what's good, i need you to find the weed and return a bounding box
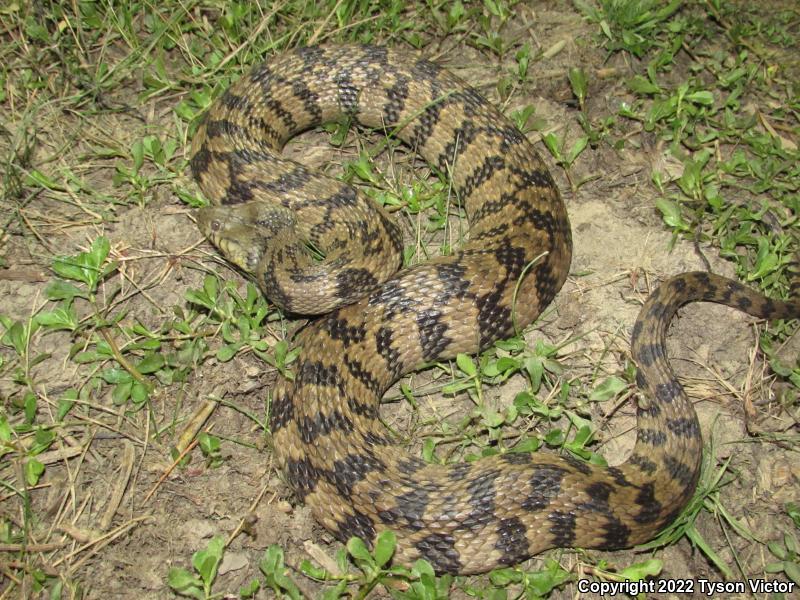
[766,503,800,586]
[168,536,225,599]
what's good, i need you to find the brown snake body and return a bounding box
[191,45,800,574]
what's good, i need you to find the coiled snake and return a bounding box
[191,45,800,574]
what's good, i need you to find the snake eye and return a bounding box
[210,219,221,232]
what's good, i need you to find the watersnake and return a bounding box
[190,44,800,574]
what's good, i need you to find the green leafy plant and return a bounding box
[260,545,304,599]
[300,531,453,599]
[168,536,225,599]
[575,0,683,57]
[766,503,800,586]
[542,130,589,193]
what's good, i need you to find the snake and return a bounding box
[190,44,800,574]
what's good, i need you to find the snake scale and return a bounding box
[190,45,800,574]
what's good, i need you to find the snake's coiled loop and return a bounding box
[192,45,800,574]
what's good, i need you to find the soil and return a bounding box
[1,3,798,599]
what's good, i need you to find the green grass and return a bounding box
[1,0,799,598]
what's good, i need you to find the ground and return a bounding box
[1,1,799,599]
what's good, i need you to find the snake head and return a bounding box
[197,206,266,274]
[196,203,295,275]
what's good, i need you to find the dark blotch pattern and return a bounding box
[548,510,577,547]
[501,452,533,466]
[270,391,294,432]
[475,288,513,349]
[375,326,401,377]
[299,409,354,444]
[334,510,377,545]
[335,268,381,302]
[415,533,461,573]
[629,454,657,475]
[379,488,429,531]
[633,483,662,524]
[598,516,632,549]
[297,360,340,388]
[396,456,427,476]
[328,452,385,499]
[417,309,452,361]
[667,418,699,438]
[343,356,383,396]
[285,457,320,501]
[636,343,665,367]
[495,517,530,565]
[664,456,697,487]
[522,465,567,511]
[459,469,500,529]
[325,317,367,345]
[655,380,682,403]
[637,428,667,446]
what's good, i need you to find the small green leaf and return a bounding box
[130,381,150,404]
[785,502,800,528]
[260,546,302,600]
[627,74,661,95]
[90,236,111,266]
[203,274,219,302]
[768,541,788,560]
[785,561,800,585]
[524,356,544,392]
[544,429,564,446]
[193,536,224,586]
[260,545,282,576]
[299,559,329,580]
[0,414,12,442]
[216,344,238,362]
[198,432,220,456]
[167,567,204,600]
[511,437,540,453]
[239,579,260,598]
[542,132,562,160]
[422,437,438,463]
[490,567,521,586]
[456,353,477,377]
[373,530,396,567]
[26,169,60,190]
[131,139,145,173]
[347,537,373,563]
[25,459,45,486]
[617,558,663,580]
[101,367,133,385]
[2,321,29,356]
[30,429,55,455]
[566,136,589,165]
[568,67,588,108]
[589,376,627,401]
[510,104,538,132]
[136,353,165,374]
[785,532,798,555]
[478,405,504,428]
[51,236,111,293]
[56,390,77,421]
[185,290,215,311]
[686,90,714,105]
[655,198,689,231]
[23,392,37,424]
[112,380,133,405]
[349,154,378,184]
[45,280,87,301]
[35,305,78,331]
